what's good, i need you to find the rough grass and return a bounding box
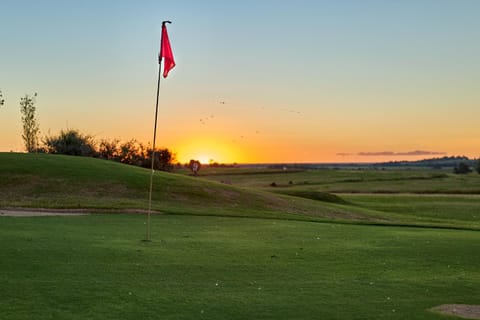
[0,153,381,224]
[0,214,479,320]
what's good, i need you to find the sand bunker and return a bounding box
[0,208,89,217]
[431,305,480,319]
[0,208,161,217]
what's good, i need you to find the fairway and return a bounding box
[1,214,479,320]
[1,153,480,319]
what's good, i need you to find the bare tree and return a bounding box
[20,93,40,152]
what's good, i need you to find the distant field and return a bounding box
[195,167,480,194]
[1,214,479,320]
[188,165,480,229]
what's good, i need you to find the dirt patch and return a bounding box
[430,304,480,319]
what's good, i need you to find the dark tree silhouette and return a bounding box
[43,129,96,156]
[149,148,175,172]
[98,138,120,160]
[453,162,472,174]
[189,159,201,176]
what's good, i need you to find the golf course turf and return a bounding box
[1,153,479,319]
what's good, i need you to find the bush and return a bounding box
[100,139,175,172]
[117,139,146,167]
[149,148,175,172]
[43,129,96,156]
[43,129,176,171]
[188,159,201,176]
[98,138,120,160]
[453,162,472,174]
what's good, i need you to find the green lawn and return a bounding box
[344,194,480,226]
[1,214,479,320]
[1,153,480,319]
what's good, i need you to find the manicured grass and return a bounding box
[343,194,480,228]
[1,214,479,320]
[2,153,480,230]
[2,154,480,319]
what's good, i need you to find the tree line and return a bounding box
[2,91,175,171]
[43,129,176,171]
[3,89,480,174]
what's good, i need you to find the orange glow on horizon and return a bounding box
[174,137,246,164]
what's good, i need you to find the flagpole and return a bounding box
[146,20,171,241]
[146,62,162,241]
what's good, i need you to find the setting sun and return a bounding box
[174,137,245,164]
[1,1,479,163]
[197,155,212,165]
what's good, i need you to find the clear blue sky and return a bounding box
[1,0,479,162]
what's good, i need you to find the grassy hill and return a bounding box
[0,153,376,223]
[1,153,480,230]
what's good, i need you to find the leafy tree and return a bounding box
[20,93,40,152]
[189,159,201,176]
[43,129,96,156]
[148,148,175,172]
[0,89,4,107]
[476,159,480,174]
[43,129,176,171]
[98,138,120,160]
[453,162,472,174]
[108,139,175,171]
[116,139,146,166]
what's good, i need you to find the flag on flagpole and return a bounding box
[159,24,175,78]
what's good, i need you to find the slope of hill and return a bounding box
[1,153,479,230]
[0,153,377,223]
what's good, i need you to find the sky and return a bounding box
[1,0,479,163]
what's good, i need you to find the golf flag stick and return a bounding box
[146,21,175,241]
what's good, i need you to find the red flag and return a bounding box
[159,24,175,78]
